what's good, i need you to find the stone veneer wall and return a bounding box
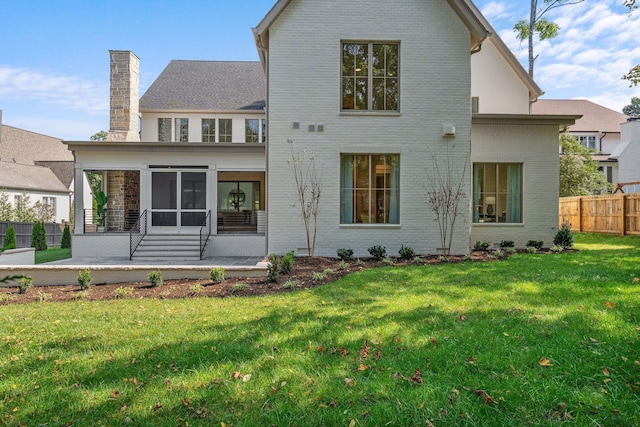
[107,50,140,142]
[106,171,125,231]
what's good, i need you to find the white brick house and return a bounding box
[66,0,577,261]
[254,0,578,256]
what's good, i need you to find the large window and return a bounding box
[158,118,172,142]
[340,154,399,224]
[202,119,215,142]
[175,118,189,142]
[473,163,522,223]
[245,119,259,143]
[341,42,399,111]
[219,119,232,143]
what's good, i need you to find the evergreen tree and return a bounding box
[622,97,640,118]
[31,221,48,251]
[61,223,71,249]
[0,190,14,221]
[3,223,17,250]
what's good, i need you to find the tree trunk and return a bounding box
[529,0,537,78]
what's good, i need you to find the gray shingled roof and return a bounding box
[0,161,70,193]
[35,161,74,188]
[532,99,628,133]
[0,125,72,165]
[140,61,265,111]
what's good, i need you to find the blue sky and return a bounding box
[0,0,638,140]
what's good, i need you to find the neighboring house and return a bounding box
[67,0,577,261]
[531,99,629,185]
[0,111,73,223]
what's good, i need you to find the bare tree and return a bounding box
[514,0,584,78]
[287,140,321,256]
[425,146,468,255]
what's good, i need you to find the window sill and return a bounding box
[339,224,401,229]
[340,111,401,117]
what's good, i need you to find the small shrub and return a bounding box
[232,283,247,293]
[489,249,506,259]
[553,221,574,249]
[473,241,491,251]
[312,272,325,281]
[3,223,17,250]
[505,247,516,254]
[463,254,473,262]
[526,240,544,250]
[281,250,295,274]
[438,255,449,263]
[398,244,416,261]
[60,223,71,249]
[383,257,394,266]
[336,248,354,261]
[77,268,92,290]
[31,221,48,251]
[18,276,33,294]
[551,245,564,253]
[74,290,89,300]
[412,256,424,264]
[0,294,12,305]
[267,253,280,283]
[324,268,334,275]
[114,286,134,299]
[282,280,298,290]
[210,267,225,284]
[500,240,515,249]
[527,246,538,254]
[368,245,387,261]
[338,260,349,270]
[189,284,204,295]
[356,258,365,267]
[148,270,163,287]
[37,292,51,302]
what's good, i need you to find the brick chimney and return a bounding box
[107,50,140,141]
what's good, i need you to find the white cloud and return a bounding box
[478,0,640,113]
[0,66,108,114]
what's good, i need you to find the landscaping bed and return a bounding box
[1,252,495,304]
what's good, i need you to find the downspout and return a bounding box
[599,131,609,153]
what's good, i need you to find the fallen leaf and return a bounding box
[459,315,467,321]
[359,341,370,359]
[409,370,423,384]
[605,301,616,308]
[316,345,324,352]
[340,347,350,356]
[602,367,610,376]
[358,364,369,371]
[503,332,510,337]
[344,378,355,387]
[242,374,252,382]
[349,420,356,427]
[539,357,553,367]
[475,389,496,405]
[467,357,476,365]
[590,338,600,344]
[373,349,382,360]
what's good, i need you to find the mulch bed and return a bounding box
[0,251,507,305]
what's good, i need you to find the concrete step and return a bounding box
[132,234,204,260]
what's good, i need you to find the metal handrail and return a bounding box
[129,209,148,260]
[199,210,212,260]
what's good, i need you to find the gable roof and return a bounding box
[252,0,542,100]
[0,125,72,165]
[0,161,70,193]
[531,99,628,133]
[140,61,265,112]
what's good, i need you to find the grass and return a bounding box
[1,233,639,426]
[34,246,71,264]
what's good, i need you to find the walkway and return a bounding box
[0,256,268,287]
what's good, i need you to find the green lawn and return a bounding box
[1,234,639,426]
[34,247,71,264]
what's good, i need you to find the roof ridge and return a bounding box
[1,124,62,141]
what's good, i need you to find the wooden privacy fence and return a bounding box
[0,221,66,248]
[559,194,640,236]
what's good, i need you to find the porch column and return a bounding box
[73,164,85,234]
